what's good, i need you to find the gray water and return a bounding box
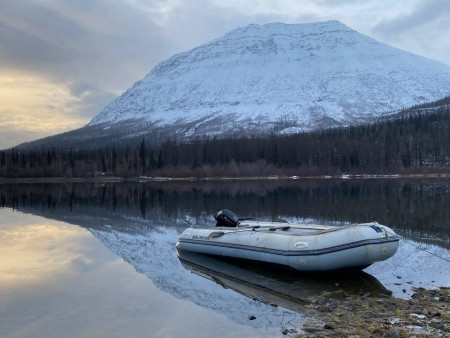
[0,179,449,337]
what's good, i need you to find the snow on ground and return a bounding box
[366,240,450,298]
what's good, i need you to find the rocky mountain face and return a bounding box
[17,21,450,149]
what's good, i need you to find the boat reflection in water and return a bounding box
[177,249,389,315]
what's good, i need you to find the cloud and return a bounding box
[0,72,90,149]
[0,1,173,89]
[69,81,96,97]
[373,0,449,34]
[0,1,87,68]
[372,0,450,66]
[67,81,117,118]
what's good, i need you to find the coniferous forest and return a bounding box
[0,103,449,178]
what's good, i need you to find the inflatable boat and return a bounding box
[176,210,400,271]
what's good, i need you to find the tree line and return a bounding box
[0,105,449,178]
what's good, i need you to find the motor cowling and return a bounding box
[215,209,239,227]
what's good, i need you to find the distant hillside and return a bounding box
[376,96,450,122]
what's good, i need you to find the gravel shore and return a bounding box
[296,287,449,337]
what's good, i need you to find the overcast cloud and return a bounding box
[0,0,449,149]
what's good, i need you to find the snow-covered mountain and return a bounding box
[90,20,450,136]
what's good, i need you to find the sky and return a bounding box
[0,0,449,149]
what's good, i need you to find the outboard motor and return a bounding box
[215,209,239,227]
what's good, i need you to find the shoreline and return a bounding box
[0,173,449,184]
[297,287,449,337]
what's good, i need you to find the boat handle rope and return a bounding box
[210,225,291,238]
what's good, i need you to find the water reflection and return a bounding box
[0,219,91,286]
[177,249,389,314]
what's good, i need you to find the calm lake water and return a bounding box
[0,179,449,337]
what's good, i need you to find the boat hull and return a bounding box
[176,223,399,271]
